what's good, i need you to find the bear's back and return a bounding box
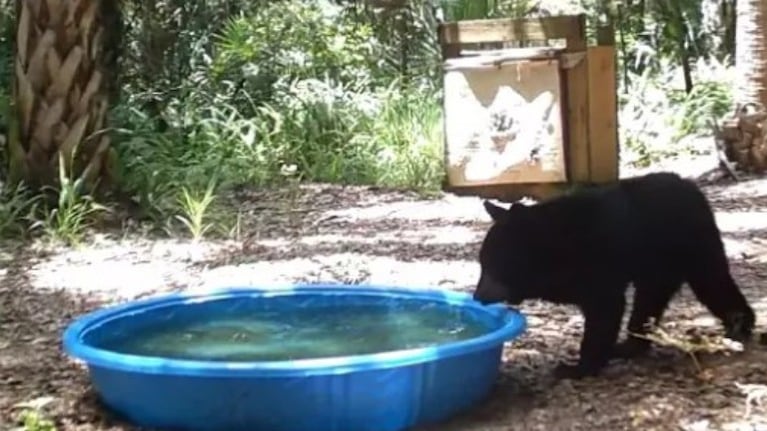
[509,172,715,278]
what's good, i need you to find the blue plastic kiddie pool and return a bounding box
[62,284,527,431]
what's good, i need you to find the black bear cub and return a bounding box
[473,172,756,379]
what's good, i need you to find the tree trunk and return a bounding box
[735,0,767,106]
[718,0,767,174]
[7,0,121,194]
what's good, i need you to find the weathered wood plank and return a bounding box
[438,15,586,46]
[443,181,569,203]
[587,46,619,183]
[562,15,589,183]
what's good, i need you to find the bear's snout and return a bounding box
[473,272,511,305]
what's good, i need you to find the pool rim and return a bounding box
[62,284,527,378]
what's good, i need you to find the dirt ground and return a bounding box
[1,154,767,431]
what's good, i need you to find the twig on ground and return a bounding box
[735,382,767,419]
[629,323,744,375]
[708,117,741,182]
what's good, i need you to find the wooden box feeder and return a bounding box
[438,14,619,201]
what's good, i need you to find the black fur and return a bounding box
[473,172,756,379]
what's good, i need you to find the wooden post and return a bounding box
[562,15,590,183]
[586,45,619,183]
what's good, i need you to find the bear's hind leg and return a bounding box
[613,280,681,359]
[554,291,626,379]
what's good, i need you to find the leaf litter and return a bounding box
[1,169,767,431]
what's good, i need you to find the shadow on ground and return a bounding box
[0,245,122,429]
[2,177,767,430]
[417,224,767,431]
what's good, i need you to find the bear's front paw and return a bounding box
[553,362,601,380]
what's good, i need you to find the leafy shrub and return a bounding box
[0,0,12,170]
[619,57,733,166]
[115,77,443,222]
[211,0,381,112]
[267,78,442,188]
[113,0,443,226]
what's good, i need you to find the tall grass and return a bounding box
[113,77,443,225]
[269,78,443,188]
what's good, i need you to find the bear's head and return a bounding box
[473,200,538,306]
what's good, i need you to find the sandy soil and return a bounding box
[1,155,766,431]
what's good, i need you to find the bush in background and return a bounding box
[0,0,740,241]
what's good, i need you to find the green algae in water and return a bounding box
[98,302,493,361]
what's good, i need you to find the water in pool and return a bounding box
[96,301,493,361]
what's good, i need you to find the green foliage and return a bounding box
[0,182,40,239]
[33,156,108,246]
[619,56,733,166]
[0,0,12,171]
[211,2,380,105]
[441,0,533,20]
[110,0,444,236]
[0,0,11,93]
[15,408,57,431]
[670,79,733,137]
[262,78,442,187]
[175,179,218,241]
[0,159,110,245]
[119,0,254,112]
[0,0,748,243]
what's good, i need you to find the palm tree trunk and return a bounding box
[735,0,767,106]
[720,0,767,174]
[8,0,121,194]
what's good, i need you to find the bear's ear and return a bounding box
[483,200,510,222]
